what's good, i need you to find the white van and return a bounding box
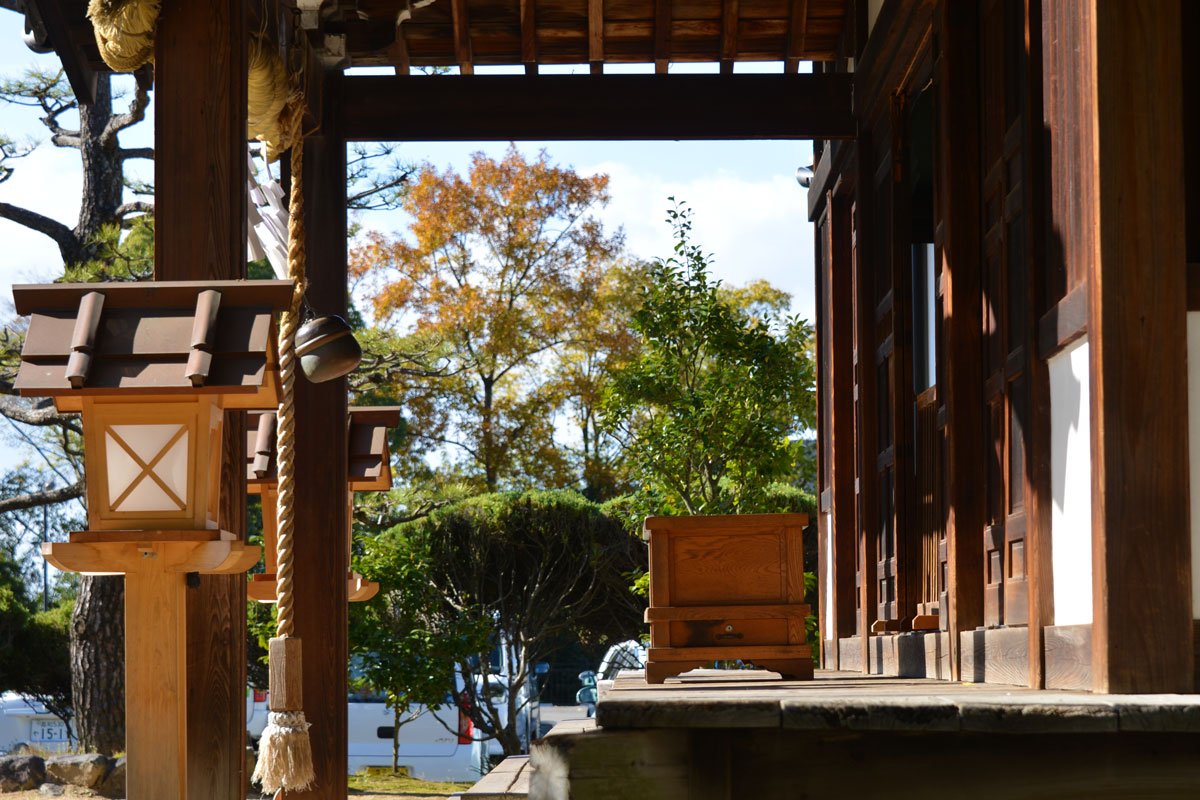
[345,644,542,779]
[0,694,73,754]
[248,644,543,781]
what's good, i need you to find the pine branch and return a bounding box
[0,201,76,255]
[114,201,153,219]
[104,82,149,142]
[119,147,154,161]
[0,478,85,514]
[0,396,82,434]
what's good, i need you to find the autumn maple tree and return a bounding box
[351,146,630,494]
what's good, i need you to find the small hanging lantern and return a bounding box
[246,406,401,603]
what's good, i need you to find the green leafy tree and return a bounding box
[0,550,73,734]
[350,533,489,772]
[382,490,645,756]
[601,201,817,517]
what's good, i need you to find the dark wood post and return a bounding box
[289,68,350,799]
[1086,1,1191,693]
[153,0,249,797]
[936,0,984,681]
[827,191,858,659]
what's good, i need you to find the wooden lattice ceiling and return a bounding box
[352,0,845,72]
[28,0,845,101]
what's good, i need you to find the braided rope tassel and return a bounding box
[253,136,315,795]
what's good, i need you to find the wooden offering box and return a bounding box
[643,513,812,683]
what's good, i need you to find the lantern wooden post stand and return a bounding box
[246,406,401,604]
[11,281,291,799]
[643,513,814,684]
[44,536,260,798]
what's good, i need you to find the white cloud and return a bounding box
[580,160,816,323]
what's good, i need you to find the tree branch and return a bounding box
[0,201,76,254]
[0,478,85,515]
[0,396,82,434]
[119,147,154,161]
[115,201,153,219]
[104,82,150,142]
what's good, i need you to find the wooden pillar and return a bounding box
[153,2,248,798]
[1085,1,1191,693]
[289,69,350,799]
[937,0,983,681]
[853,136,877,674]
[1023,0,1052,690]
[828,191,858,658]
[124,568,188,798]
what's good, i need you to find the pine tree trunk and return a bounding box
[70,576,125,754]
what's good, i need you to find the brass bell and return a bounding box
[295,314,361,383]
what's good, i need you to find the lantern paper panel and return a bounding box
[84,396,223,531]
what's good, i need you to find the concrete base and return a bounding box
[836,632,950,678]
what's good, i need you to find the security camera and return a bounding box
[795,165,814,188]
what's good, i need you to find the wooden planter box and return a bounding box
[643,513,813,683]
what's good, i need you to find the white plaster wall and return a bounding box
[823,511,833,634]
[1050,337,1093,626]
[1187,313,1200,617]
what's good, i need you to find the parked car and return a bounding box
[0,694,72,755]
[596,640,647,681]
[248,643,545,781]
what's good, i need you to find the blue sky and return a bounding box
[0,8,818,472]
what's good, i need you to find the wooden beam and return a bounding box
[289,69,350,799]
[154,1,248,798]
[31,0,98,105]
[452,0,474,75]
[588,0,603,75]
[1087,0,1192,693]
[344,74,854,141]
[654,0,670,74]
[521,0,538,74]
[386,23,410,75]
[784,0,809,74]
[720,0,739,75]
[937,0,984,682]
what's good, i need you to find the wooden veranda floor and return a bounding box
[527,669,1200,799]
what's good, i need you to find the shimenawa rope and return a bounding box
[86,0,160,72]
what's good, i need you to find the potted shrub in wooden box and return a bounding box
[643,512,812,683]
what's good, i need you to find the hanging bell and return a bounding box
[295,315,362,383]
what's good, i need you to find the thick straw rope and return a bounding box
[253,108,314,796]
[274,139,308,639]
[86,0,160,72]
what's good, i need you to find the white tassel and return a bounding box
[252,710,316,793]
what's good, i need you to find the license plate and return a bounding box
[363,766,407,777]
[30,720,68,742]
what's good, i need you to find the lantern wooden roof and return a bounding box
[246,406,401,491]
[13,281,293,412]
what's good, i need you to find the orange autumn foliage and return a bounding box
[350,146,632,493]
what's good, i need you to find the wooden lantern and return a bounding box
[245,406,401,603]
[643,513,813,684]
[12,280,292,799]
